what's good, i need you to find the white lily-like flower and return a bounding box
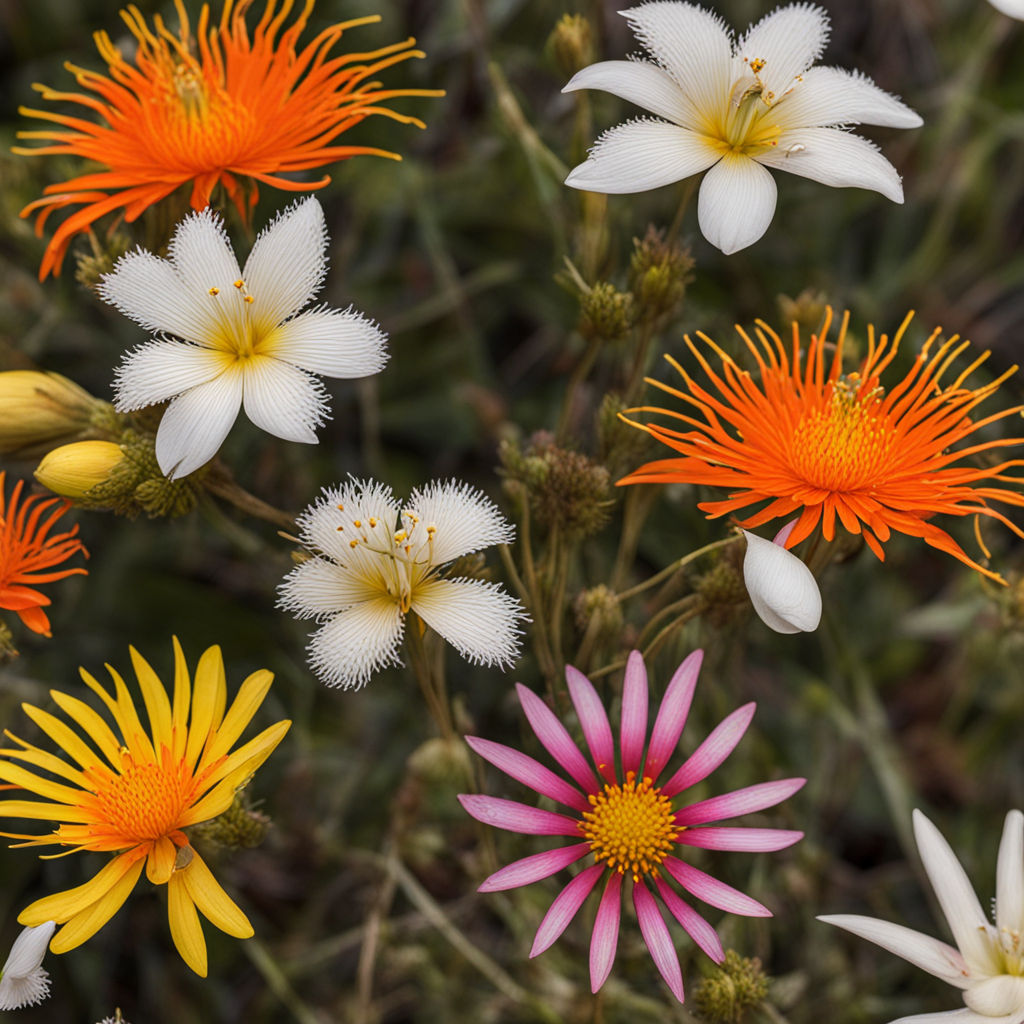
[987,0,1024,20]
[742,522,822,634]
[278,478,527,688]
[0,921,56,1010]
[100,197,387,479]
[821,809,1024,1023]
[563,2,922,254]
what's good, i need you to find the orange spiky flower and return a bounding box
[619,310,1024,582]
[0,472,87,637]
[15,0,443,279]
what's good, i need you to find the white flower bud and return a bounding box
[742,526,822,634]
[0,921,56,1010]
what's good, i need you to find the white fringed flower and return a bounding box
[100,197,387,479]
[563,2,922,254]
[742,523,821,634]
[821,810,1024,1023]
[278,478,527,688]
[0,921,56,1010]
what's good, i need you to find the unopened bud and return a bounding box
[35,441,125,500]
[742,523,822,634]
[630,226,694,325]
[694,950,771,1024]
[574,584,622,636]
[579,282,635,343]
[188,794,270,849]
[0,371,110,456]
[548,14,594,77]
[777,289,829,337]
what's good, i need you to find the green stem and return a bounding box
[405,619,454,743]
[615,534,740,603]
[203,462,296,530]
[556,336,602,442]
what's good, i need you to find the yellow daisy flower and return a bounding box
[0,639,291,976]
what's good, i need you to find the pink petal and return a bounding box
[673,778,806,827]
[773,519,798,545]
[589,871,623,993]
[457,794,581,836]
[530,863,605,957]
[465,736,589,812]
[566,664,616,784]
[479,843,591,892]
[620,651,649,776]
[661,703,756,797]
[634,879,685,1002]
[645,649,703,781]
[516,684,599,793]
[661,857,770,916]
[654,876,725,962]
[676,827,804,852]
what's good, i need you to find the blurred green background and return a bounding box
[2,0,1024,1021]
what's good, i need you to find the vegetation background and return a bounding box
[1,0,1023,1020]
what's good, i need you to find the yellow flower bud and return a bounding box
[35,441,125,500]
[0,371,105,454]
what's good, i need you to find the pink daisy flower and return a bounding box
[459,649,805,1002]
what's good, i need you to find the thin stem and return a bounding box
[666,176,698,244]
[203,462,296,530]
[242,940,323,1024]
[557,336,602,441]
[405,618,454,743]
[610,485,660,592]
[615,534,740,603]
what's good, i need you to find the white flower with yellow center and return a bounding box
[99,197,387,479]
[563,2,922,254]
[822,809,1024,1023]
[278,478,527,689]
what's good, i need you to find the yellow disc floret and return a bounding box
[580,771,679,881]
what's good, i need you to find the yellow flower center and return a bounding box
[997,926,1024,976]
[90,751,194,844]
[580,772,679,881]
[789,378,895,492]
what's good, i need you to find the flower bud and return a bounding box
[694,950,770,1024]
[742,524,822,633]
[547,14,594,77]
[0,921,56,1010]
[0,371,108,455]
[629,226,694,325]
[35,441,125,500]
[579,282,635,343]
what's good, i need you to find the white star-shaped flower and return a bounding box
[821,809,1024,1023]
[0,921,55,1010]
[563,2,923,254]
[99,197,387,479]
[278,478,527,689]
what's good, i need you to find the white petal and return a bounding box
[113,341,230,411]
[774,67,923,129]
[404,480,514,564]
[566,119,719,194]
[277,554,381,619]
[996,810,1024,935]
[243,197,328,332]
[987,0,1024,18]
[736,3,830,103]
[757,126,904,203]
[99,250,220,344]
[296,479,400,565]
[742,530,822,633]
[964,976,1024,1017]
[411,578,524,669]
[563,60,693,128]
[913,810,1002,977]
[241,355,329,444]
[817,915,970,989]
[621,4,734,119]
[697,154,777,254]
[0,968,50,1010]
[154,371,244,480]
[263,307,388,379]
[167,207,243,300]
[2,922,55,977]
[890,1012,1020,1024]
[307,600,405,689]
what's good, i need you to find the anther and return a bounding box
[234,279,244,289]
[349,539,359,549]
[208,286,220,296]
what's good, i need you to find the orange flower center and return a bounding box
[580,771,679,881]
[789,378,895,491]
[91,751,194,843]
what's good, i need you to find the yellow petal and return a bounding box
[0,798,91,823]
[129,645,173,753]
[146,836,177,885]
[1,736,90,788]
[20,704,101,771]
[0,760,84,805]
[106,664,156,761]
[19,852,141,926]
[170,637,191,761]
[183,850,253,938]
[197,670,274,773]
[48,691,122,768]
[185,646,227,770]
[50,856,144,952]
[78,668,125,737]
[168,871,208,977]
